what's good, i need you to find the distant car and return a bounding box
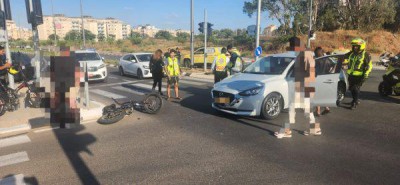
[75,50,108,82]
[118,53,152,79]
[182,47,223,68]
[211,52,348,120]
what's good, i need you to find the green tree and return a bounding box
[216,29,234,39]
[64,29,96,41]
[48,34,60,41]
[97,33,105,42]
[176,32,190,43]
[107,34,116,44]
[155,30,173,40]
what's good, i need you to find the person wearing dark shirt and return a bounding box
[226,44,243,74]
[0,46,11,86]
[150,49,165,95]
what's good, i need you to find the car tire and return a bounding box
[137,69,143,80]
[337,81,346,106]
[378,81,392,96]
[261,93,283,120]
[119,67,125,76]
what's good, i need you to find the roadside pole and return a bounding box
[255,0,261,61]
[203,9,207,72]
[80,0,86,49]
[190,0,194,68]
[307,0,313,49]
[0,0,14,88]
[50,0,57,47]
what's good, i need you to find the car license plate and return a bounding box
[214,97,230,104]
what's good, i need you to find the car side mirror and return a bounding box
[101,57,105,61]
[131,59,137,63]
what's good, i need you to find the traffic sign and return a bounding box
[255,46,262,57]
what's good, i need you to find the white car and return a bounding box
[75,50,108,82]
[211,52,348,120]
[118,53,152,79]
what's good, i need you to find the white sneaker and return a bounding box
[303,129,322,136]
[274,131,292,139]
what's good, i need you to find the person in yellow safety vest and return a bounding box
[227,45,244,74]
[211,47,230,83]
[344,38,373,110]
[165,49,182,101]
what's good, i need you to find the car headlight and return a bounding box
[239,86,263,96]
[143,65,149,69]
[98,64,105,69]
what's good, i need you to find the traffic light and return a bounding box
[25,0,43,26]
[3,0,12,20]
[198,22,204,34]
[207,23,213,36]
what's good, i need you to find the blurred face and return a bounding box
[155,51,162,59]
[170,52,175,58]
[352,45,360,53]
[0,49,4,55]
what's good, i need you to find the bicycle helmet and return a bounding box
[7,66,19,75]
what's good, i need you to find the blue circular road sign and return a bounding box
[255,46,262,57]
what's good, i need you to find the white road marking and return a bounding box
[133,83,166,91]
[0,135,31,149]
[33,127,60,133]
[0,152,30,167]
[108,76,118,79]
[112,86,145,95]
[0,174,26,185]
[184,78,213,83]
[92,81,138,88]
[178,80,206,86]
[90,89,126,99]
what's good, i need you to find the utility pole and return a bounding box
[0,0,14,88]
[307,0,313,49]
[190,0,194,68]
[80,0,86,48]
[26,0,42,84]
[203,9,207,72]
[50,0,57,47]
[255,0,261,61]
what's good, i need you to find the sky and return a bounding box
[11,0,279,31]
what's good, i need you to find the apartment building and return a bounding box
[5,20,32,40]
[37,14,131,41]
[131,24,190,37]
[263,25,277,37]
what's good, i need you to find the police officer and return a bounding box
[226,45,243,74]
[0,46,11,86]
[211,47,230,83]
[345,38,372,109]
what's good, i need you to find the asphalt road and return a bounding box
[0,67,399,185]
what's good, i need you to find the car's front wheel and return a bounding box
[137,69,143,80]
[119,66,125,76]
[261,93,283,120]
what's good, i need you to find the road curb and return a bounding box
[0,101,104,136]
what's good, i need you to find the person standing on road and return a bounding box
[211,47,230,83]
[227,45,243,75]
[314,47,330,116]
[0,46,11,86]
[345,38,372,110]
[150,49,165,95]
[165,49,182,100]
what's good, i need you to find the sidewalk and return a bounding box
[0,91,104,136]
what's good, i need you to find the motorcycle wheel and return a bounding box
[143,93,163,114]
[97,110,125,124]
[0,95,6,116]
[378,82,392,96]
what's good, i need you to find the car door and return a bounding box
[194,48,204,64]
[129,55,140,76]
[312,56,342,107]
[206,48,216,64]
[120,54,132,74]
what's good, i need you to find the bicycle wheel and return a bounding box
[143,93,163,114]
[97,110,125,124]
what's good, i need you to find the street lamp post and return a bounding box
[307,0,313,49]
[50,0,57,47]
[190,0,194,68]
[255,0,261,61]
[80,0,86,48]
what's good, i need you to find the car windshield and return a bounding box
[243,56,293,75]
[75,53,101,61]
[136,54,152,62]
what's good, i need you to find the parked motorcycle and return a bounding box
[378,56,400,96]
[0,63,41,116]
[97,93,163,124]
[376,52,393,67]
